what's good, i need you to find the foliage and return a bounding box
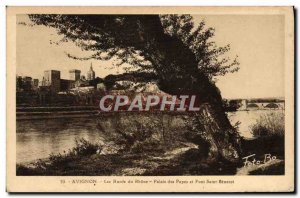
[223,99,243,111]
[73,138,101,156]
[160,15,239,79]
[88,77,104,88]
[28,15,162,73]
[250,112,284,137]
[28,14,239,80]
[98,113,186,153]
[48,138,102,165]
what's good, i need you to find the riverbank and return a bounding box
[17,135,284,176]
[16,106,284,120]
[16,106,99,120]
[16,106,195,120]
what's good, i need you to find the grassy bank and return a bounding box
[244,111,285,158]
[17,139,238,176]
[239,112,285,175]
[250,111,284,138]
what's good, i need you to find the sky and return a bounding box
[16,14,285,99]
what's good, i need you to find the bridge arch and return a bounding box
[247,103,259,108]
[265,103,279,109]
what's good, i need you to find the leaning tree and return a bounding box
[28,14,241,163]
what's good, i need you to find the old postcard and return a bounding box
[6,6,294,192]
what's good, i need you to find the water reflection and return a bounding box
[17,118,105,163]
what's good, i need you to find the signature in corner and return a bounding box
[242,154,277,167]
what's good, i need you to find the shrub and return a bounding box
[103,113,185,152]
[250,112,284,137]
[48,138,102,165]
[72,138,100,156]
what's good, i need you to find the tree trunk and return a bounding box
[195,103,241,163]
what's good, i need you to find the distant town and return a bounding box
[18,63,99,92]
[16,63,107,107]
[16,64,285,111]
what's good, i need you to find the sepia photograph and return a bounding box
[6,6,294,192]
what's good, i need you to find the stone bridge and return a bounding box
[238,100,285,110]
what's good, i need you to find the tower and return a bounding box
[86,63,95,81]
[69,69,81,81]
[44,70,60,93]
[31,79,39,90]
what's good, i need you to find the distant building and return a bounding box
[80,75,86,81]
[38,86,51,105]
[39,77,48,87]
[86,63,95,81]
[70,86,95,105]
[21,76,33,91]
[60,79,75,91]
[16,76,23,91]
[31,79,39,90]
[44,70,61,93]
[69,69,81,81]
[75,78,89,88]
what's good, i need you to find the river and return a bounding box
[16,109,283,163]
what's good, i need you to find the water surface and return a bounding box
[17,110,283,163]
